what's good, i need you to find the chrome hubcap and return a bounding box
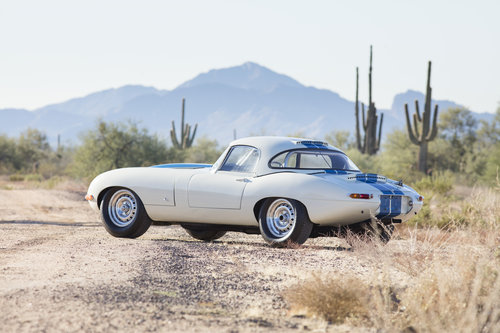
[266,199,295,238]
[108,189,137,227]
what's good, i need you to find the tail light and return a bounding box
[349,193,373,199]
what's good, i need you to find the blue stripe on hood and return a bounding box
[151,163,212,169]
[324,169,349,174]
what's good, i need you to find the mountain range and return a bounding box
[0,62,493,147]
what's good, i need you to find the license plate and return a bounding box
[379,195,402,217]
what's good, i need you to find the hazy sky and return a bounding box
[0,0,498,113]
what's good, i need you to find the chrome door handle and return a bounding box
[236,178,251,183]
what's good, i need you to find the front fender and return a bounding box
[86,168,176,210]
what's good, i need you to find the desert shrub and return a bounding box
[397,246,500,332]
[376,129,423,182]
[324,130,355,151]
[483,145,500,183]
[0,135,17,172]
[412,171,453,195]
[0,129,54,174]
[343,148,380,174]
[16,128,52,172]
[9,174,25,181]
[285,274,368,324]
[71,120,169,180]
[178,136,222,164]
[408,182,499,230]
[24,174,44,182]
[286,227,500,331]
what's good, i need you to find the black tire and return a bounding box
[100,187,152,238]
[345,221,394,245]
[258,198,313,247]
[182,227,226,241]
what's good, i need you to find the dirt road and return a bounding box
[1,186,380,332]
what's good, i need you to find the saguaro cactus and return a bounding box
[170,98,197,149]
[404,61,439,174]
[355,46,383,155]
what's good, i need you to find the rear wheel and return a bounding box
[100,188,152,238]
[258,198,313,247]
[182,227,226,241]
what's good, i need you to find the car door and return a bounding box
[187,145,259,209]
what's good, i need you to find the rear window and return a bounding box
[269,149,360,171]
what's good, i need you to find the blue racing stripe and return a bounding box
[375,183,405,195]
[324,169,348,174]
[355,173,378,183]
[355,174,404,195]
[302,143,329,149]
[376,195,402,218]
[151,163,212,169]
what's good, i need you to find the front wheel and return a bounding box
[259,198,313,247]
[100,187,152,238]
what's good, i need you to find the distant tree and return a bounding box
[16,128,51,172]
[378,129,421,181]
[476,106,500,147]
[439,107,477,146]
[324,130,354,151]
[483,143,500,183]
[0,135,17,173]
[73,120,169,179]
[480,106,500,182]
[183,137,222,164]
[437,107,478,173]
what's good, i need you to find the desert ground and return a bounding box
[0,179,375,332]
[1,178,498,332]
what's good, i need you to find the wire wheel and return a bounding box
[265,198,296,239]
[107,189,138,227]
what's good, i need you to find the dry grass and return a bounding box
[0,174,87,191]
[285,274,369,324]
[285,186,500,332]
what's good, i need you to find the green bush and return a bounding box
[412,171,453,195]
[71,120,170,180]
[24,174,44,182]
[9,174,25,182]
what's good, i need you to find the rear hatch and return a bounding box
[348,173,412,219]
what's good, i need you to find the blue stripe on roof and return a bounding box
[301,143,329,149]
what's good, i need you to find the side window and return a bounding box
[269,151,297,168]
[219,146,260,173]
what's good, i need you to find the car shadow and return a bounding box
[0,220,101,227]
[151,237,351,251]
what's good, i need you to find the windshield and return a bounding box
[269,149,360,172]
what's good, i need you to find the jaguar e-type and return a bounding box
[85,136,423,246]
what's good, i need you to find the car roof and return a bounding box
[227,136,344,175]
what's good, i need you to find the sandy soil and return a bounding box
[0,183,394,332]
